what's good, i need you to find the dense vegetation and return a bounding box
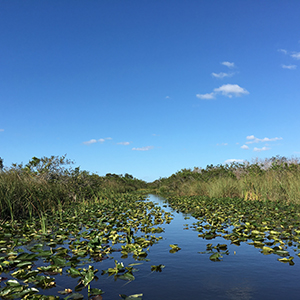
[0,192,171,299]
[150,156,300,203]
[0,155,146,222]
[1,155,300,222]
[1,155,300,299]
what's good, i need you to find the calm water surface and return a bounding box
[100,194,300,300]
[10,194,300,299]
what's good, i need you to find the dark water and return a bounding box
[7,194,300,299]
[95,194,300,300]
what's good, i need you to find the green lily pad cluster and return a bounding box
[169,244,181,253]
[0,192,171,299]
[165,195,300,264]
[102,260,138,281]
[198,243,229,262]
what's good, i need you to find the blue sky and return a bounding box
[1,1,300,181]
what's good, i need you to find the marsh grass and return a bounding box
[151,156,300,204]
[2,155,300,222]
[0,170,70,221]
[0,156,147,221]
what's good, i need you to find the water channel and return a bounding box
[2,194,300,299]
[99,194,300,300]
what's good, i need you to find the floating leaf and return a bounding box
[209,252,223,262]
[90,288,104,296]
[169,244,181,252]
[151,264,165,272]
[119,294,143,300]
[64,292,84,300]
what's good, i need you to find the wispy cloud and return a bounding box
[197,63,248,100]
[217,143,228,146]
[278,49,288,55]
[211,72,234,79]
[241,145,249,150]
[253,146,270,152]
[246,135,282,144]
[0,129,4,132]
[132,146,154,151]
[83,139,97,145]
[291,52,300,60]
[197,84,249,99]
[282,64,297,69]
[224,159,244,164]
[165,96,170,99]
[222,61,235,68]
[83,137,112,145]
[196,92,215,100]
[214,84,249,98]
[117,141,130,145]
[278,48,300,60]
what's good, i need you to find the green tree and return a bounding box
[0,157,3,171]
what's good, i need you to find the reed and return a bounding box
[153,157,300,204]
[0,155,147,221]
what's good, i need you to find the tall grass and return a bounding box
[0,155,147,221]
[0,170,70,221]
[152,156,300,204]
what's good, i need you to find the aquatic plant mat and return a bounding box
[1,193,300,299]
[0,193,172,299]
[166,195,300,263]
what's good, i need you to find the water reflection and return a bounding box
[3,194,300,299]
[141,194,300,300]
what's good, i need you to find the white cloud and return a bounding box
[99,137,112,142]
[83,137,112,145]
[165,96,170,99]
[291,52,300,60]
[83,139,97,145]
[222,61,235,68]
[278,49,300,60]
[241,145,249,150]
[217,143,228,146]
[0,129,4,132]
[278,49,288,55]
[117,141,130,145]
[196,92,215,100]
[282,64,297,69]
[246,135,255,140]
[213,84,249,98]
[253,146,270,152]
[211,72,234,79]
[132,146,154,151]
[246,135,282,144]
[224,159,244,164]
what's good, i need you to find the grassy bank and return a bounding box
[149,156,300,204]
[1,155,300,222]
[0,155,147,222]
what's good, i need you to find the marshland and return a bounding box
[1,155,300,299]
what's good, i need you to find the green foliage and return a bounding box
[0,155,147,221]
[0,157,3,171]
[149,156,300,204]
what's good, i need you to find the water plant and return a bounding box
[164,194,300,263]
[0,192,170,299]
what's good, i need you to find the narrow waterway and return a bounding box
[116,194,300,300]
[4,194,300,300]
